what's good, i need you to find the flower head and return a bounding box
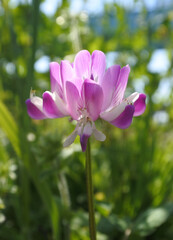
[26,50,146,151]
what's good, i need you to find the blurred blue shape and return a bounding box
[40,0,61,16]
[147,49,170,74]
[153,110,169,124]
[106,51,119,68]
[34,56,50,73]
[152,77,172,102]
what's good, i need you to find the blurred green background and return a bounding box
[0,0,173,239]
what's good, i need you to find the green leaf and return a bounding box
[98,214,130,234]
[0,101,20,157]
[133,203,173,236]
[96,202,112,217]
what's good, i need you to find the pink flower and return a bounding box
[26,50,146,151]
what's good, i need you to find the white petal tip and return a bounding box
[30,88,36,99]
[63,130,78,148]
[93,129,106,142]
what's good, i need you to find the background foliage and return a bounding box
[0,0,173,239]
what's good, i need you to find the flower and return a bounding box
[26,50,146,151]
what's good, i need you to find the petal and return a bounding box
[111,65,130,106]
[100,65,121,111]
[54,92,69,116]
[66,81,83,120]
[100,101,127,122]
[83,122,93,136]
[93,128,106,141]
[91,50,106,82]
[50,62,64,99]
[126,92,139,103]
[73,78,83,93]
[110,105,135,129]
[80,135,89,152]
[26,98,46,120]
[60,60,74,87]
[63,129,78,147]
[134,93,146,116]
[83,79,103,121]
[79,122,93,152]
[50,62,62,90]
[74,50,91,79]
[43,91,66,118]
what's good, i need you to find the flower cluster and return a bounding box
[26,50,146,151]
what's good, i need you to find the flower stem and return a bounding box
[85,139,96,240]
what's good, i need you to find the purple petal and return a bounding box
[66,81,83,120]
[134,93,146,116]
[74,50,91,79]
[111,65,130,106]
[60,60,74,87]
[43,91,65,118]
[91,50,106,82]
[101,65,121,111]
[110,105,135,129]
[26,99,46,120]
[83,79,103,121]
[79,122,92,152]
[80,134,89,152]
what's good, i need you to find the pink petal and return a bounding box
[101,65,121,111]
[66,81,83,120]
[73,78,83,93]
[50,62,64,100]
[74,50,91,79]
[26,99,46,120]
[60,60,74,87]
[50,62,61,90]
[110,105,135,129]
[43,91,66,118]
[91,50,106,82]
[83,79,103,121]
[54,92,69,116]
[134,93,146,116]
[111,65,130,106]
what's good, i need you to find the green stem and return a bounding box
[85,139,96,240]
